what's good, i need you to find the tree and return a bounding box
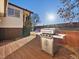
[57,0,79,23]
[30,13,40,31]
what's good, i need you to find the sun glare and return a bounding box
[46,13,56,21]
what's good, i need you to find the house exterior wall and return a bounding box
[0,4,23,40]
[0,4,23,28]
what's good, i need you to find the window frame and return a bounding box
[8,7,20,18]
[15,9,20,18]
[8,7,15,16]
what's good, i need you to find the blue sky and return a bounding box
[9,0,64,25]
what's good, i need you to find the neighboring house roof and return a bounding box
[8,3,33,14]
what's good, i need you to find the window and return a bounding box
[8,8,14,16]
[15,10,20,17]
[8,8,20,18]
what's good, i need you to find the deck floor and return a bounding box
[5,36,78,59]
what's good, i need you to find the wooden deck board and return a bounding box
[5,36,78,59]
